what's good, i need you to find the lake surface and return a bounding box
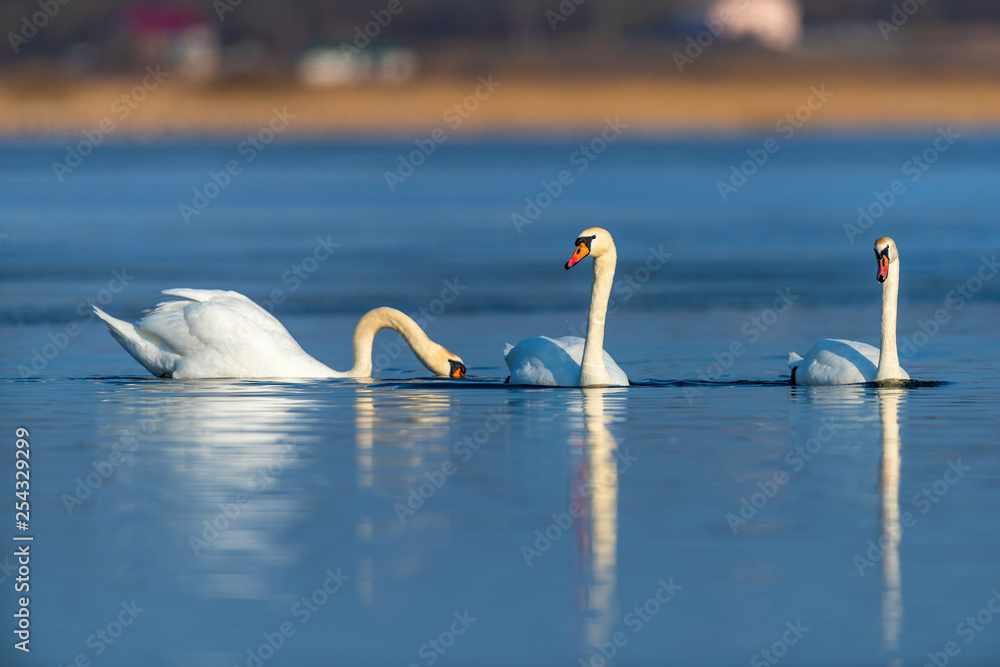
[1,136,999,666]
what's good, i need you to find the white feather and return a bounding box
[788,339,909,386]
[505,335,628,387]
[96,289,334,379]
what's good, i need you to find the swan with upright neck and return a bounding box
[788,237,909,385]
[504,228,628,387]
[95,288,466,379]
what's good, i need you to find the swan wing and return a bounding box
[158,289,292,340]
[542,336,628,386]
[599,352,629,386]
[143,290,302,355]
[504,336,628,387]
[504,336,581,386]
[103,289,333,378]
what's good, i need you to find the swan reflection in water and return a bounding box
[353,384,454,492]
[352,384,457,607]
[570,387,628,649]
[790,384,904,663]
[96,380,323,600]
[877,388,904,660]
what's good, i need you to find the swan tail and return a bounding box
[786,352,804,385]
[94,306,178,377]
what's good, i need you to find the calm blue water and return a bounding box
[1,137,999,666]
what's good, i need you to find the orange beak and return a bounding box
[449,360,466,378]
[565,242,590,270]
[877,251,890,283]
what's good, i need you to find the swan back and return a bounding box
[102,289,334,378]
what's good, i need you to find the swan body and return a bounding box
[503,336,628,387]
[789,237,909,385]
[95,289,466,380]
[787,340,909,386]
[505,228,629,387]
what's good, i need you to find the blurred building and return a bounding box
[708,0,803,52]
[2,0,1000,78]
[121,4,221,80]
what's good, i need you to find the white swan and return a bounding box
[94,289,466,380]
[504,228,628,387]
[788,237,909,385]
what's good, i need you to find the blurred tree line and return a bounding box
[2,0,998,66]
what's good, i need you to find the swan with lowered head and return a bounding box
[95,289,466,379]
[504,228,628,387]
[788,237,909,385]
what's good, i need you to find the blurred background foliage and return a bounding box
[4,0,1000,76]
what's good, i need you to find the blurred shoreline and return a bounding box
[5,34,1000,137]
[4,72,1000,138]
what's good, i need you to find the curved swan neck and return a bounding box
[580,245,617,386]
[876,258,902,381]
[349,307,436,377]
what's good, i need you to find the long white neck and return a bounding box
[579,246,617,386]
[348,307,439,377]
[876,258,902,381]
